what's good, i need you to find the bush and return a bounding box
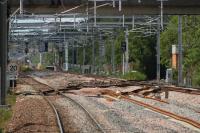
[121,71,147,81]
[192,71,200,87]
[20,65,32,72]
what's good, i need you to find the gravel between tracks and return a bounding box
[161,91,200,111]
[48,95,103,133]
[130,95,200,124]
[65,93,199,133]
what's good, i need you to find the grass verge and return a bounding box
[0,94,16,132]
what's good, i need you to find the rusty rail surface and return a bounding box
[102,89,200,129]
[121,95,200,129]
[164,86,200,95]
[19,73,200,96]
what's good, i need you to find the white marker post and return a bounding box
[8,62,19,89]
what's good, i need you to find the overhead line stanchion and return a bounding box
[125,28,129,73]
[111,35,115,73]
[20,0,23,15]
[178,15,183,86]
[0,0,7,105]
[132,16,135,29]
[119,0,122,11]
[113,0,115,7]
[92,29,95,73]
[156,18,161,83]
[157,0,168,30]
[94,0,97,27]
[86,2,89,32]
[122,14,125,27]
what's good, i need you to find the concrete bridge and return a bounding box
[8,0,200,15]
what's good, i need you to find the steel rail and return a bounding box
[43,96,64,133]
[59,93,106,133]
[100,88,200,130]
[164,86,200,95]
[119,95,200,129]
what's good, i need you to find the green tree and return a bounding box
[161,15,200,86]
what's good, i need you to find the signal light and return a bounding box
[45,41,48,52]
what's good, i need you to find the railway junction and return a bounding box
[0,0,200,132]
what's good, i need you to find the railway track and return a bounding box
[18,73,200,131]
[101,89,200,130]
[59,93,106,133]
[19,72,200,96]
[18,77,64,133]
[19,76,105,133]
[43,96,64,133]
[122,95,200,129]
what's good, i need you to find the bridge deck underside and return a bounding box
[8,0,200,15]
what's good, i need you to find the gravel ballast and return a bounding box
[25,72,200,133]
[65,93,199,133]
[6,95,59,133]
